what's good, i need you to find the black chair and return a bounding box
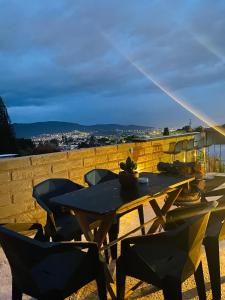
[84,169,145,260]
[164,140,185,162]
[33,178,84,242]
[0,225,107,300]
[85,169,118,186]
[166,192,225,300]
[117,206,213,300]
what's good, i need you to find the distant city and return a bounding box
[31,127,165,151]
[28,125,176,151]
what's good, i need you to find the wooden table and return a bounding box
[51,172,195,299]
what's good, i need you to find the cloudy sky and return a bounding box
[0,0,225,127]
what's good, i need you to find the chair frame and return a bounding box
[117,211,210,300]
[0,225,107,300]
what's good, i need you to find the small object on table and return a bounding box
[138,177,149,184]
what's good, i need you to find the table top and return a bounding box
[51,172,194,216]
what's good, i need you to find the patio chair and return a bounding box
[166,194,225,300]
[85,169,118,186]
[0,225,107,300]
[164,140,185,162]
[116,206,213,300]
[33,178,84,242]
[84,169,145,259]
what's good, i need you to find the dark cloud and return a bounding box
[0,0,225,126]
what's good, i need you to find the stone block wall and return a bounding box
[0,134,195,224]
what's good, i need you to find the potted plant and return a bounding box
[119,157,139,188]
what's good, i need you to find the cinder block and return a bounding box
[0,157,31,171]
[95,155,108,164]
[0,193,12,207]
[51,171,69,180]
[0,171,11,183]
[15,207,46,224]
[136,155,149,163]
[69,176,85,186]
[31,152,67,166]
[133,148,145,157]
[83,157,95,167]
[13,191,33,204]
[144,147,153,154]
[52,159,83,173]
[107,161,120,170]
[95,162,110,169]
[95,145,117,154]
[0,203,32,218]
[0,179,32,194]
[69,167,91,179]
[68,148,95,160]
[0,217,16,223]
[12,165,52,181]
[117,143,135,151]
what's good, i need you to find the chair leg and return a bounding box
[116,261,126,300]
[137,206,145,235]
[194,262,206,300]
[204,239,221,300]
[96,263,107,300]
[12,279,22,300]
[162,278,182,300]
[108,221,119,260]
[103,238,110,264]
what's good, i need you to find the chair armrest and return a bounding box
[35,198,57,230]
[166,201,218,224]
[35,197,53,216]
[43,241,98,254]
[1,222,42,234]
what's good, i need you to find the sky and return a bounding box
[0,0,225,128]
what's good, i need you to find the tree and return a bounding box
[163,127,169,136]
[0,97,17,154]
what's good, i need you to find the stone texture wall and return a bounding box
[0,134,195,224]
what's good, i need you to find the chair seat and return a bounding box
[125,242,186,285]
[32,251,86,296]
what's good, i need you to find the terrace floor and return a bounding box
[1,174,225,299]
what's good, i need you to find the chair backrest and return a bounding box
[174,140,184,153]
[84,169,118,186]
[165,202,216,280]
[167,141,184,153]
[123,205,213,282]
[0,225,45,293]
[33,178,83,215]
[171,211,210,281]
[184,139,195,151]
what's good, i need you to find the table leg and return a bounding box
[148,188,183,234]
[75,212,95,241]
[75,211,117,299]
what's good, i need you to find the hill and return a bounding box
[13,121,153,138]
